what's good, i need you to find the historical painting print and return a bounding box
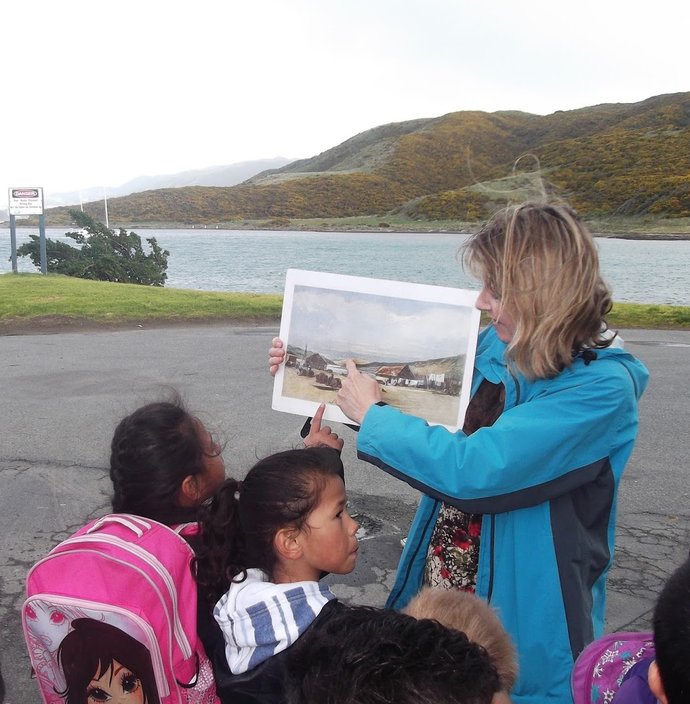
[272,269,481,431]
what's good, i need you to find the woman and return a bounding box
[272,201,649,704]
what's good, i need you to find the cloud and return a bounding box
[2,0,688,207]
[288,287,473,361]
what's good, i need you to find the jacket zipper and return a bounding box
[486,367,520,604]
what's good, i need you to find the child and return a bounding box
[108,397,342,704]
[403,587,517,701]
[282,603,501,704]
[109,397,226,525]
[194,447,359,704]
[647,552,690,704]
[572,553,690,704]
[110,396,341,525]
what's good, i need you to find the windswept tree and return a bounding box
[17,210,169,286]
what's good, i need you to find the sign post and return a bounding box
[9,215,18,273]
[8,187,46,274]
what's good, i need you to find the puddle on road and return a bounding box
[351,512,385,541]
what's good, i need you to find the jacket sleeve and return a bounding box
[356,360,639,513]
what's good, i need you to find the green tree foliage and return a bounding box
[17,210,169,285]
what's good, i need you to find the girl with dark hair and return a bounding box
[57,619,159,704]
[194,447,359,703]
[108,397,342,704]
[109,397,225,526]
[110,396,342,526]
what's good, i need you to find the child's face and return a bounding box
[87,661,145,704]
[297,475,359,580]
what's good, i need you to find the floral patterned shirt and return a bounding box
[424,378,505,591]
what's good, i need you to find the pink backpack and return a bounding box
[571,631,655,704]
[23,513,219,704]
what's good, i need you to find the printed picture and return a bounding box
[272,269,481,431]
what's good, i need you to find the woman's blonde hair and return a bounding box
[462,201,613,379]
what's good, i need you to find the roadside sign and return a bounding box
[8,187,44,215]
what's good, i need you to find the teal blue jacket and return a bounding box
[357,326,649,704]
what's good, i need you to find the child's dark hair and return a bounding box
[283,604,500,704]
[653,553,690,704]
[110,397,218,525]
[195,447,344,605]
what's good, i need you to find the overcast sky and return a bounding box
[2,0,687,210]
[288,287,474,360]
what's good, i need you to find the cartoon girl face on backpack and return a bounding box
[57,619,160,704]
[24,601,78,652]
[24,600,94,700]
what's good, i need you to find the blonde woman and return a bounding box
[271,201,649,704]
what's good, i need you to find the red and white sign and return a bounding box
[9,187,44,215]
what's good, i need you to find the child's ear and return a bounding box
[179,474,201,506]
[273,527,303,561]
[648,660,668,704]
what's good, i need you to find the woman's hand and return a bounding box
[269,337,285,376]
[335,359,382,425]
[304,403,344,451]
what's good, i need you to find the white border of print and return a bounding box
[272,269,481,432]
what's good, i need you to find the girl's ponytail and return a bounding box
[195,447,344,603]
[194,477,246,606]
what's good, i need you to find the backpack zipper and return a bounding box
[57,534,193,659]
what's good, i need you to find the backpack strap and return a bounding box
[172,522,201,538]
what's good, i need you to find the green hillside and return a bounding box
[41,92,690,227]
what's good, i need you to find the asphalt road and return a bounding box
[1,324,689,704]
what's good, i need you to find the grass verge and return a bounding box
[0,274,283,327]
[1,273,688,331]
[607,303,689,329]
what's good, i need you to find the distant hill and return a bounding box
[44,157,294,208]
[40,92,690,226]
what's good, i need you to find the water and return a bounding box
[2,228,688,305]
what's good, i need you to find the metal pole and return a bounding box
[39,214,47,274]
[9,214,18,273]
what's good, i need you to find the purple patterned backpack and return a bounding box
[571,631,655,704]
